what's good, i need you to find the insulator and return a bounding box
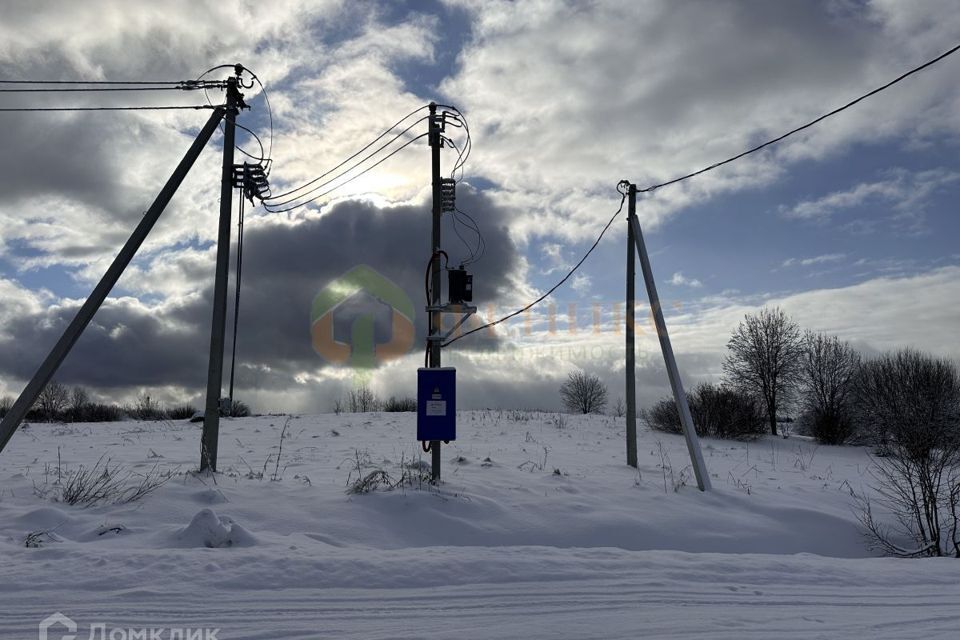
[440,178,456,213]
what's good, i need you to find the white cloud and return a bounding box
[782,253,847,268]
[781,168,960,224]
[571,273,592,294]
[669,272,703,288]
[441,1,960,242]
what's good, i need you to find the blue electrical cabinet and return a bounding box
[417,367,456,441]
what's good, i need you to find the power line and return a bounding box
[263,132,429,213]
[443,41,960,347]
[442,188,628,348]
[264,105,429,201]
[0,79,191,85]
[0,105,218,112]
[263,116,430,210]
[0,86,194,92]
[637,41,960,194]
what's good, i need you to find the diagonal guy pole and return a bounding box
[0,107,226,456]
[625,182,711,491]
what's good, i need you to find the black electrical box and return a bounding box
[448,268,473,304]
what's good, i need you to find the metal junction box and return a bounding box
[417,367,456,441]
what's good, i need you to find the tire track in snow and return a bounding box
[2,575,958,639]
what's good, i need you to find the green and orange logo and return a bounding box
[310,265,416,369]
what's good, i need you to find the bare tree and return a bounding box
[612,396,625,418]
[723,307,804,436]
[348,384,380,413]
[853,349,960,557]
[560,371,608,414]
[36,381,69,421]
[0,395,13,417]
[70,386,89,422]
[801,332,861,444]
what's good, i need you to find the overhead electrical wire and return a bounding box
[442,188,628,348]
[263,132,430,214]
[195,63,273,173]
[263,115,429,207]
[637,41,960,194]
[0,86,196,92]
[0,105,217,112]
[438,108,483,266]
[262,115,431,213]
[442,41,960,347]
[246,71,275,176]
[0,79,196,85]
[234,121,267,165]
[264,104,430,202]
[228,186,246,403]
[452,205,485,266]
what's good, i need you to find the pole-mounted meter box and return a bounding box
[417,367,456,442]
[447,268,472,304]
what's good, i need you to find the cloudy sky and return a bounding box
[0,0,958,414]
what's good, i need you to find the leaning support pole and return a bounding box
[0,107,226,456]
[627,184,711,491]
[200,77,239,472]
[625,186,638,468]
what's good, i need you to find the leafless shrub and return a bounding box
[69,386,89,422]
[518,446,550,472]
[24,528,62,548]
[800,332,861,444]
[347,469,395,494]
[612,397,625,418]
[644,383,764,440]
[167,404,199,420]
[348,384,380,413]
[560,371,608,414]
[223,399,251,417]
[853,349,960,557]
[344,448,431,494]
[271,417,292,482]
[36,380,69,422]
[382,396,416,412]
[34,456,174,507]
[0,395,14,417]
[131,393,166,420]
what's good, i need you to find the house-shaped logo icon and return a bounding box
[39,612,76,640]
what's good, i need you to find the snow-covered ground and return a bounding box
[1,412,957,639]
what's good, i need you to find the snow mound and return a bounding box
[172,509,256,548]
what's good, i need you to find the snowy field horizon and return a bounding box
[3,410,958,639]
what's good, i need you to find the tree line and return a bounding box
[0,382,250,422]
[560,305,960,557]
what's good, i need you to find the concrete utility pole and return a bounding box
[625,183,711,491]
[427,102,443,482]
[0,108,226,456]
[200,75,240,472]
[625,184,638,468]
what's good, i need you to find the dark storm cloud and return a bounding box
[0,192,518,398]
[200,189,516,383]
[0,34,220,213]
